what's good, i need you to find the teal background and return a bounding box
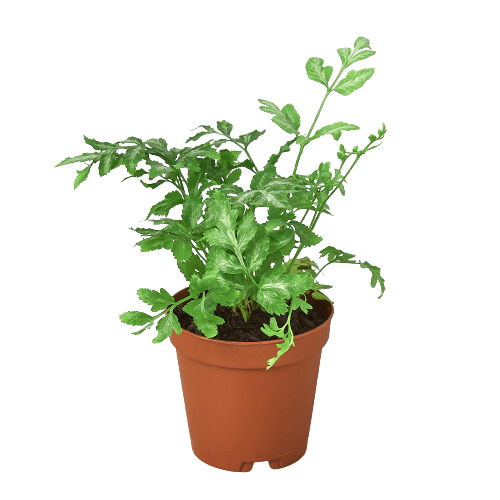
[1,1,498,499]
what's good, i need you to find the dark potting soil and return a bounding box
[173,300,325,342]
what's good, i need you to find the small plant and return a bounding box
[55,36,386,369]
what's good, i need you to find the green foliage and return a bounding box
[55,36,387,369]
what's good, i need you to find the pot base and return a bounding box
[192,442,307,472]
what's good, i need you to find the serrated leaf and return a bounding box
[217,120,233,136]
[181,194,203,229]
[74,165,91,189]
[225,168,241,184]
[291,296,313,314]
[55,152,102,167]
[145,138,168,149]
[121,137,143,145]
[147,157,175,180]
[134,228,172,252]
[291,221,323,247]
[140,179,167,189]
[243,226,270,272]
[119,311,154,326]
[273,104,300,135]
[234,129,266,148]
[310,122,360,142]
[123,145,146,175]
[360,261,386,298]
[147,191,184,220]
[255,270,313,316]
[83,136,118,150]
[319,245,357,264]
[205,247,242,277]
[185,130,210,143]
[236,211,258,253]
[153,312,182,343]
[258,99,281,115]
[305,57,333,88]
[183,293,223,338]
[266,137,297,168]
[353,36,371,53]
[348,50,376,66]
[137,288,174,312]
[99,150,121,177]
[334,68,375,97]
[172,239,192,261]
[337,47,352,66]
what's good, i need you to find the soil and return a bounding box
[173,299,325,342]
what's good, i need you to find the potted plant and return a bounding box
[55,36,386,472]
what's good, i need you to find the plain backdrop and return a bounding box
[1,1,499,499]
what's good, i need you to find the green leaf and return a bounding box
[360,261,386,298]
[378,122,387,137]
[83,136,118,150]
[243,226,270,272]
[140,179,167,189]
[266,336,294,370]
[339,181,347,196]
[98,150,115,176]
[177,254,205,281]
[136,232,174,252]
[123,145,146,175]
[275,104,300,135]
[268,228,295,255]
[309,122,360,142]
[137,288,174,312]
[153,312,182,343]
[266,137,297,168]
[334,68,375,97]
[74,165,91,189]
[55,152,102,167]
[234,129,266,148]
[119,311,154,326]
[172,239,192,261]
[317,161,332,185]
[121,168,147,182]
[291,221,323,247]
[203,191,239,250]
[234,165,303,209]
[147,157,176,180]
[348,50,376,66]
[319,246,356,264]
[305,57,333,88]
[181,194,203,229]
[225,168,241,184]
[258,99,300,135]
[318,245,385,299]
[183,293,224,338]
[130,227,159,236]
[186,125,217,143]
[236,211,259,253]
[258,99,280,115]
[145,138,168,149]
[353,36,371,53]
[337,47,352,66]
[217,120,233,136]
[255,269,314,316]
[147,191,184,220]
[291,295,313,314]
[121,137,143,145]
[205,247,244,275]
[337,38,375,70]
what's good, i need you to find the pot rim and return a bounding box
[171,286,334,347]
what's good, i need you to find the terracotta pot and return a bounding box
[169,287,334,472]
